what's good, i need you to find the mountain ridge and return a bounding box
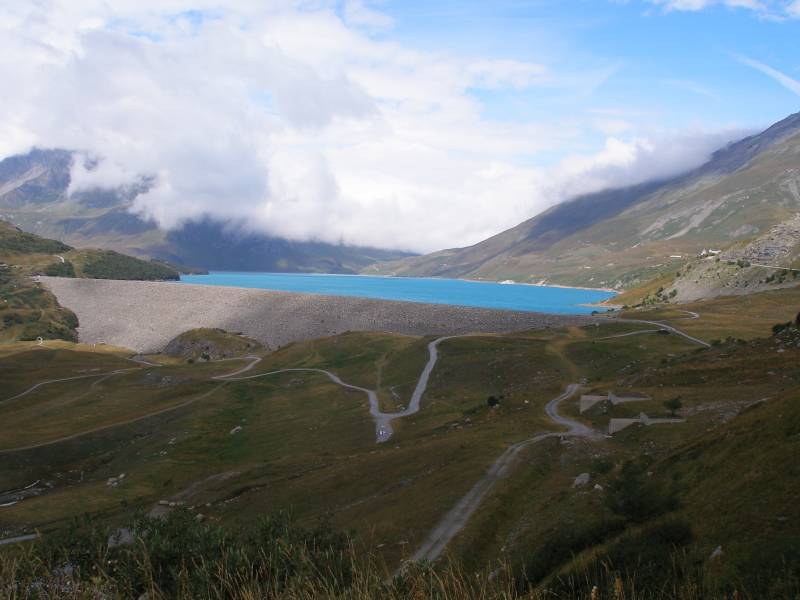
[0,149,414,274]
[368,111,800,300]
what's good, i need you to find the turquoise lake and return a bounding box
[179,272,616,314]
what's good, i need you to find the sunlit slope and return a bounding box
[1,288,798,591]
[370,112,800,295]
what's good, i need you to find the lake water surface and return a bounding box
[179,272,615,314]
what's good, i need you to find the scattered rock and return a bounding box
[164,328,264,361]
[108,528,134,549]
[593,483,604,491]
[573,473,590,487]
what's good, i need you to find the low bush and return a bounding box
[42,260,76,277]
[514,518,625,590]
[604,461,679,523]
[81,250,179,280]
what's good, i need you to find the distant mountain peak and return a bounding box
[0,147,414,273]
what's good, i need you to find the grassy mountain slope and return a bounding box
[370,112,800,298]
[0,220,180,341]
[0,287,798,597]
[0,149,414,273]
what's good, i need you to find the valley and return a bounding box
[1,287,798,597]
[369,112,800,304]
[4,3,800,597]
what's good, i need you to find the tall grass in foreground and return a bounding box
[1,510,797,600]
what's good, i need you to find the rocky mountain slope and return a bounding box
[370,112,800,299]
[0,149,413,273]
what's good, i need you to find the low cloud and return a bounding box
[2,1,743,253]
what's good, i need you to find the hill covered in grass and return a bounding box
[0,220,179,341]
[0,288,797,598]
[163,328,264,362]
[369,112,800,302]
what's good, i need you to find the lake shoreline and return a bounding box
[40,277,598,353]
[179,271,616,314]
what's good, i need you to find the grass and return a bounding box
[0,266,79,342]
[620,284,800,341]
[1,303,799,596]
[0,220,71,255]
[163,328,263,361]
[0,219,181,342]
[69,249,179,280]
[2,508,797,599]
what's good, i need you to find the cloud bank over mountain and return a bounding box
[0,1,746,252]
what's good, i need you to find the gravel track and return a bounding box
[408,383,599,565]
[219,336,455,443]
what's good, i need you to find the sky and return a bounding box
[1,0,799,253]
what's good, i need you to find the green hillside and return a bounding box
[0,220,179,342]
[369,112,800,302]
[0,287,798,598]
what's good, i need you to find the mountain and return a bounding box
[0,149,414,273]
[369,112,800,297]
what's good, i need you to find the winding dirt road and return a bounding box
[614,310,709,348]
[1,317,710,549]
[407,312,708,564]
[2,368,141,404]
[408,383,597,565]
[219,336,455,443]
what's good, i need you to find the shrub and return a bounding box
[26,509,353,598]
[515,518,625,591]
[663,396,683,416]
[81,250,179,280]
[604,461,678,523]
[43,260,76,277]
[772,322,793,335]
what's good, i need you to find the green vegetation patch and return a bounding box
[77,249,179,280]
[43,260,76,277]
[0,220,72,255]
[0,266,78,342]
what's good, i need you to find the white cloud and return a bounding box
[343,0,393,30]
[647,0,799,17]
[735,54,800,97]
[0,1,740,253]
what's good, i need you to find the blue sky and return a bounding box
[3,1,799,251]
[380,0,799,133]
